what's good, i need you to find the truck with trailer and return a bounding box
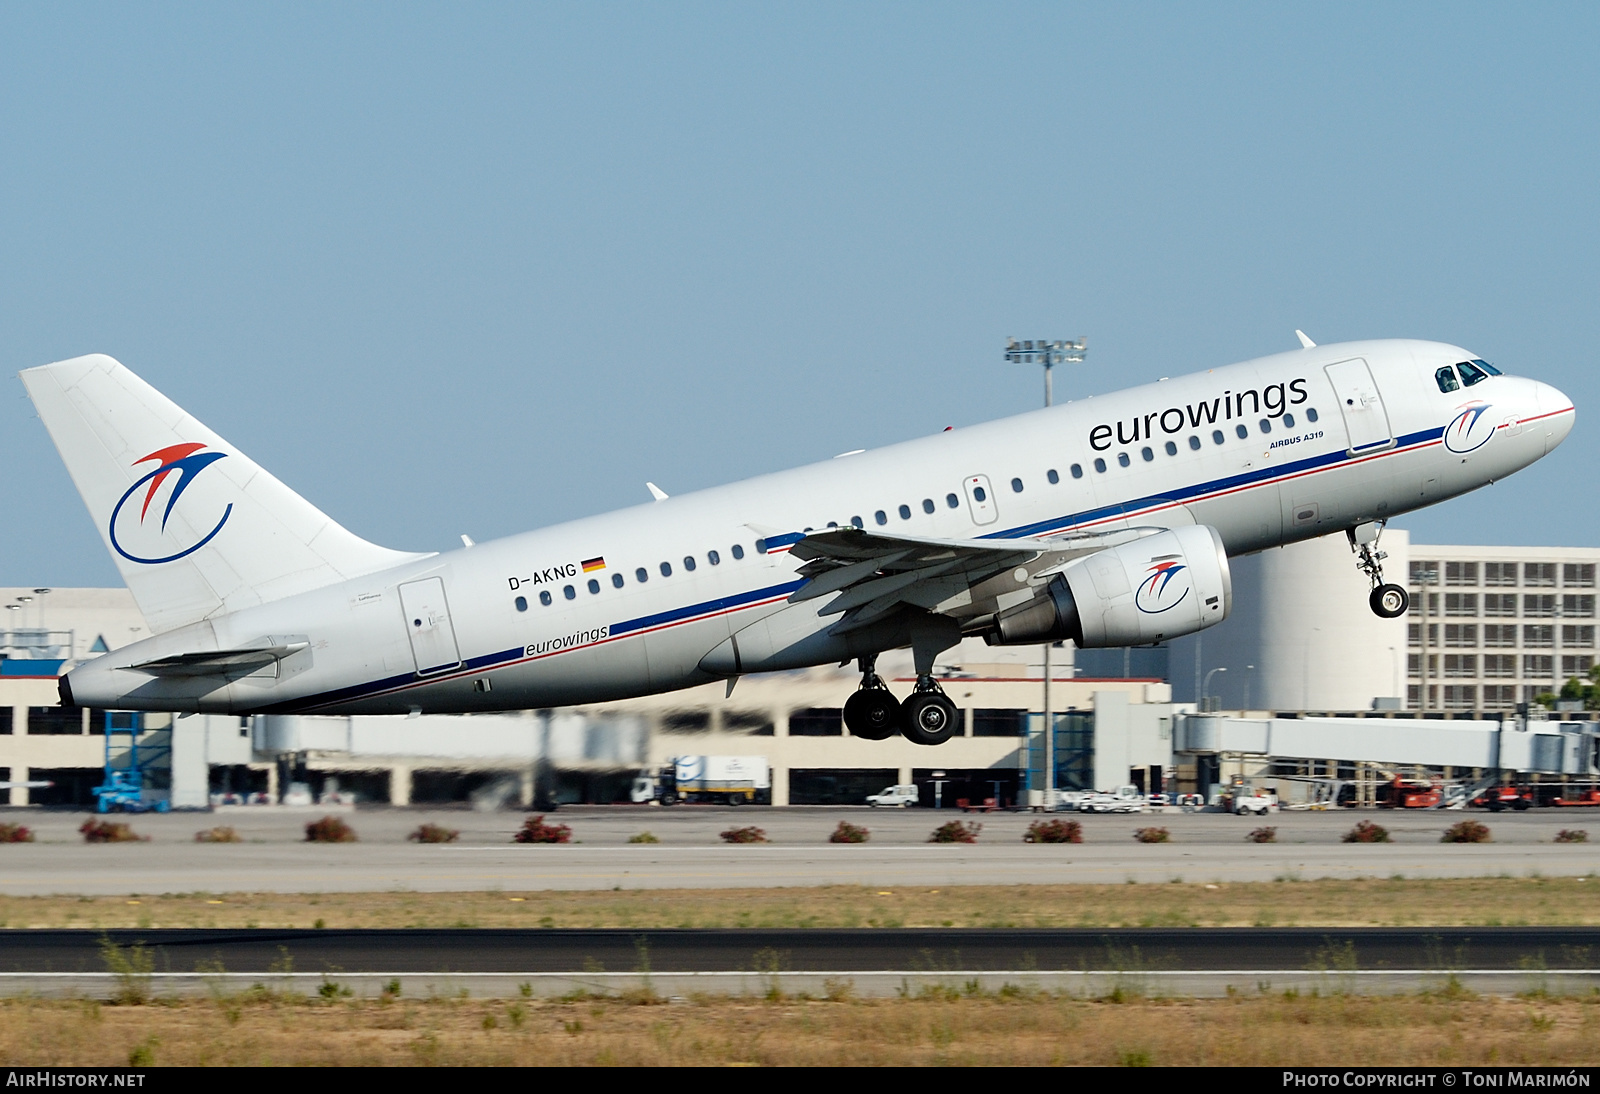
[631,756,771,806]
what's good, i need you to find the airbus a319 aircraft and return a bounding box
[21,336,1573,745]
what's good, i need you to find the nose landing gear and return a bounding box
[1349,520,1409,619]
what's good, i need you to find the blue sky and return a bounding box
[3,3,1596,586]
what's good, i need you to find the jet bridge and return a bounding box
[1177,712,1600,778]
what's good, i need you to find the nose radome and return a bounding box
[1535,380,1575,452]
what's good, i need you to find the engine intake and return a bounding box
[988,524,1231,648]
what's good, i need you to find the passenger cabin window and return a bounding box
[1212,430,1225,445]
[1435,366,1461,393]
[1234,424,1248,439]
[851,516,863,528]
[660,561,673,577]
[1188,436,1201,451]
[1457,360,1490,386]
[1093,458,1106,473]
[755,539,767,553]
[922,498,935,513]
[973,486,987,502]
[946,493,959,508]
[539,590,553,606]
[1117,452,1130,467]
[612,573,624,588]
[898,504,911,519]
[1259,419,1271,434]
[1306,408,1319,423]
[563,585,576,600]
[707,550,720,565]
[1071,463,1083,478]
[635,567,648,583]
[1010,478,1024,492]
[587,579,600,594]
[875,510,887,525]
[1283,413,1295,428]
[683,556,696,572]
[1165,441,1177,456]
[1046,469,1059,485]
[731,544,745,560]
[1140,447,1153,462]
[515,596,528,612]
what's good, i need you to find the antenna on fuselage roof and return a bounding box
[1295,330,1316,349]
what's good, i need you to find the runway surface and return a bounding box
[0,807,1592,895]
[11,926,1599,999]
[14,925,1600,973]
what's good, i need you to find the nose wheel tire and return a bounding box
[901,692,960,746]
[844,687,901,740]
[1369,583,1409,619]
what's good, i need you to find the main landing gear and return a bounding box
[841,654,962,746]
[1349,520,1409,619]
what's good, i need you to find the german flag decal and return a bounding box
[581,556,606,573]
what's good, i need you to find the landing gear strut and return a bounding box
[842,654,900,740]
[1349,521,1409,619]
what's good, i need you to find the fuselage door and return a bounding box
[399,577,463,676]
[963,474,999,525]
[1324,358,1394,453]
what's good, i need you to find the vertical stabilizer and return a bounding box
[21,354,426,633]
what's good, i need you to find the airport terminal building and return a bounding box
[2,530,1599,810]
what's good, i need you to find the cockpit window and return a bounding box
[1472,358,1501,376]
[1457,360,1490,386]
[1434,366,1460,394]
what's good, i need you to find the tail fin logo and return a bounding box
[108,444,233,564]
[1135,560,1190,614]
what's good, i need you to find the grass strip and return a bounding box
[6,875,1599,930]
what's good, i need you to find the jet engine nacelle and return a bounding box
[988,524,1231,648]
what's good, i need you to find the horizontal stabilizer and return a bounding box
[128,642,308,678]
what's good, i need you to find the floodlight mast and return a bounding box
[1005,337,1086,808]
[1004,337,1086,410]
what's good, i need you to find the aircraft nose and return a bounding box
[1534,380,1575,453]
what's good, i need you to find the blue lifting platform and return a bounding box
[92,711,170,814]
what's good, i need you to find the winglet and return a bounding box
[646,482,669,501]
[1295,330,1316,349]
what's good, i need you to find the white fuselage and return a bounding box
[65,339,1574,715]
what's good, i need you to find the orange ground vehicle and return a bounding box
[1553,789,1600,807]
[1376,775,1442,809]
[1471,786,1533,811]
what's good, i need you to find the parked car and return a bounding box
[866,783,919,808]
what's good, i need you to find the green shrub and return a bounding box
[0,822,35,843]
[1023,819,1082,844]
[513,815,572,844]
[719,825,768,844]
[1133,827,1170,844]
[829,821,870,844]
[304,815,357,843]
[194,826,241,843]
[1441,820,1491,844]
[1555,829,1589,843]
[627,831,660,844]
[1342,820,1391,843]
[80,819,146,843]
[408,823,459,844]
[1246,826,1277,843]
[928,820,982,844]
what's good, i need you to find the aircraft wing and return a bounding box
[788,526,1158,634]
